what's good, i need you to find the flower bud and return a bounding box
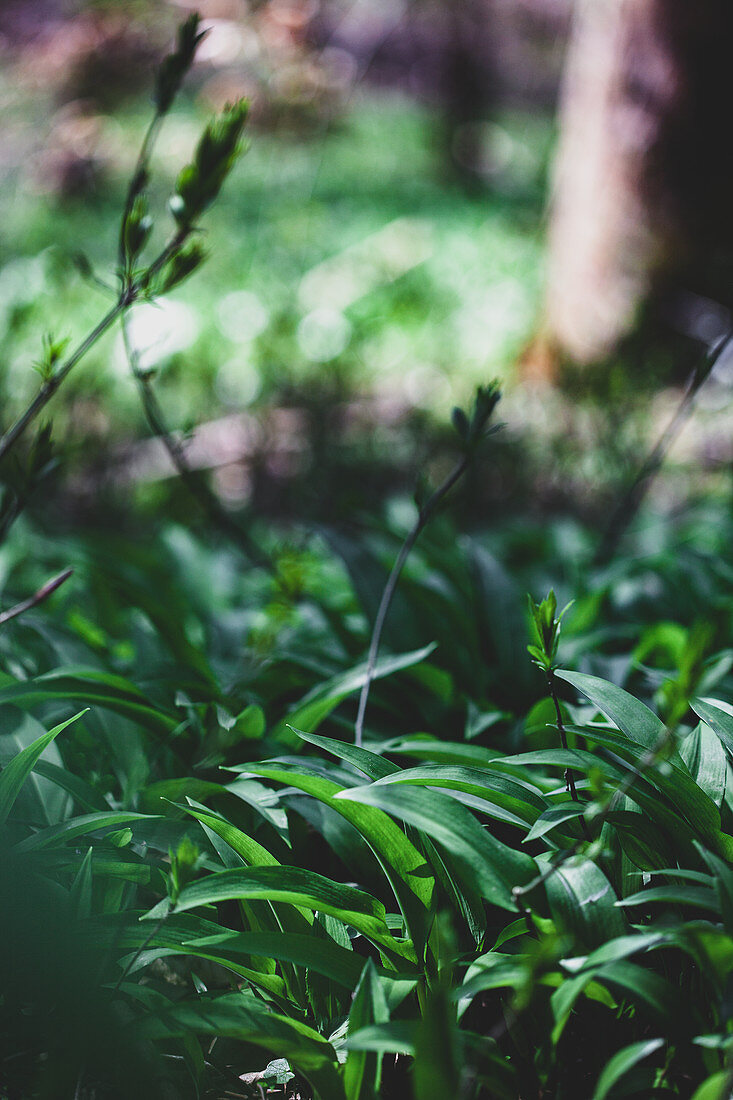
[154,14,206,115]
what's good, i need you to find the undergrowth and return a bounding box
[1,16,733,1100]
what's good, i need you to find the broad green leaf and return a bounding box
[140,778,223,814]
[336,783,536,911]
[0,669,177,737]
[563,722,721,841]
[344,959,390,1100]
[617,885,719,913]
[140,930,368,988]
[16,811,157,852]
[692,698,733,756]
[608,807,676,871]
[500,748,701,850]
[561,931,669,974]
[138,991,344,1100]
[225,777,290,838]
[42,850,152,885]
[680,722,727,808]
[424,838,487,945]
[179,802,281,868]
[370,764,546,828]
[698,845,733,932]
[0,707,71,826]
[523,802,587,842]
[296,730,399,781]
[32,759,108,812]
[413,982,462,1100]
[164,866,410,961]
[345,1021,416,1056]
[556,670,670,753]
[246,764,434,957]
[690,1071,733,1100]
[70,846,94,919]
[498,747,627,780]
[171,808,313,1004]
[693,1035,733,1052]
[559,676,733,844]
[91,914,286,998]
[595,960,676,1022]
[456,954,543,1012]
[545,859,627,949]
[381,737,497,767]
[0,710,86,826]
[180,803,310,999]
[592,1038,665,1100]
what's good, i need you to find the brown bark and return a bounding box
[540,0,733,367]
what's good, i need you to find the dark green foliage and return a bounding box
[2,505,733,1098]
[2,14,733,1100]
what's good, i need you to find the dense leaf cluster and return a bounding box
[1,506,733,1099]
[1,15,733,1100]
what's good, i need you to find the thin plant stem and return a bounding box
[0,301,126,465]
[0,107,174,465]
[0,226,190,467]
[0,568,72,627]
[117,112,163,276]
[122,317,267,567]
[513,723,674,907]
[595,328,733,565]
[112,913,168,993]
[354,456,468,746]
[546,668,590,840]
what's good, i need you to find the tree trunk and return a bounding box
[540,0,733,367]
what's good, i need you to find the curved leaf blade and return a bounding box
[0,709,87,826]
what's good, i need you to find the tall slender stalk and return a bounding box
[595,327,733,565]
[0,223,193,467]
[546,668,590,839]
[528,590,590,837]
[354,381,502,746]
[546,670,582,801]
[122,316,267,566]
[354,456,468,747]
[0,301,127,465]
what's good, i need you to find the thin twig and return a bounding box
[0,302,127,465]
[112,912,168,993]
[354,456,468,746]
[117,112,163,276]
[0,225,191,468]
[595,328,733,565]
[0,567,73,628]
[122,317,267,567]
[547,669,590,839]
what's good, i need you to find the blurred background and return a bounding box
[1,0,732,531]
